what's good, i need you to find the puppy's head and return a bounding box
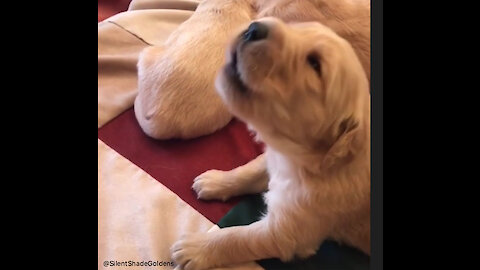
[216,18,370,168]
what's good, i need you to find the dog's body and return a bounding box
[135,0,256,139]
[172,16,370,270]
[135,0,370,139]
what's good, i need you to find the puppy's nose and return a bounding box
[243,22,269,42]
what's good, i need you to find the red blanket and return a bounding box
[98,0,131,21]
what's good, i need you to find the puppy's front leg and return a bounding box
[192,153,268,201]
[171,217,287,270]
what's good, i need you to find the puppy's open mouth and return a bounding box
[224,41,250,93]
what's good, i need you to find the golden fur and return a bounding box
[172,17,370,270]
[134,0,370,139]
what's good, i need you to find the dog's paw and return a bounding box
[192,170,233,201]
[171,234,215,270]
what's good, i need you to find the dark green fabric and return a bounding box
[217,194,370,270]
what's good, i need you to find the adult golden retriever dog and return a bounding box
[171,17,370,270]
[134,0,369,139]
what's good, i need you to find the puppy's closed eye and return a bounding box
[307,53,321,76]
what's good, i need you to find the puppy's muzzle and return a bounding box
[225,21,271,93]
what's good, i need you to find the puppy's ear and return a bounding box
[322,116,361,169]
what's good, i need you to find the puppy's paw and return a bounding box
[192,170,233,201]
[171,233,215,270]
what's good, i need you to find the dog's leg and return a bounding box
[171,212,330,270]
[192,153,268,201]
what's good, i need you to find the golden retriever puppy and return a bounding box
[134,0,256,139]
[135,0,369,139]
[172,17,370,270]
